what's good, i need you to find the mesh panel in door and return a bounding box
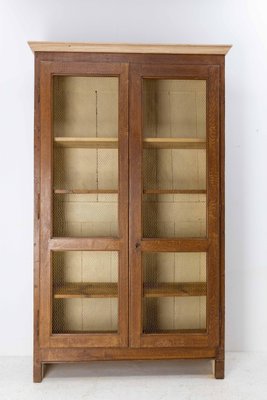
[143,193,206,238]
[142,78,207,239]
[52,251,119,333]
[143,79,206,139]
[143,252,207,333]
[53,148,118,191]
[53,193,118,237]
[53,76,118,138]
[52,75,119,238]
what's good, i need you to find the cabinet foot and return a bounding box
[214,359,224,379]
[33,361,43,383]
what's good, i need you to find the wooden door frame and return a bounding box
[129,63,221,348]
[38,60,129,348]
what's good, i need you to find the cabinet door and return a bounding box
[130,63,220,348]
[39,61,129,348]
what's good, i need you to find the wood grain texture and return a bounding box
[28,41,231,55]
[54,282,118,298]
[141,239,209,252]
[144,282,207,298]
[129,63,143,348]
[48,334,121,348]
[215,359,225,379]
[40,347,217,362]
[143,189,206,194]
[53,282,206,299]
[39,61,53,350]
[218,57,226,376]
[54,189,118,194]
[55,137,205,149]
[143,138,206,149]
[117,62,129,348]
[33,53,42,383]
[54,137,118,148]
[33,361,42,383]
[49,238,122,251]
[206,66,220,347]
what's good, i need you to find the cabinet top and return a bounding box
[28,42,231,55]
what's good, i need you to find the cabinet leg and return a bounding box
[33,361,43,383]
[214,359,224,379]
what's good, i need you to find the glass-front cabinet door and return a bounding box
[39,62,129,348]
[130,64,220,348]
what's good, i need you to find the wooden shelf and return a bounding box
[144,282,207,298]
[54,282,118,299]
[53,282,206,299]
[144,329,207,334]
[54,189,118,194]
[54,137,206,150]
[55,189,205,195]
[143,189,206,195]
[143,138,206,149]
[56,330,118,334]
[54,137,206,149]
[54,137,118,148]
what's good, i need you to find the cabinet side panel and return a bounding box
[33,54,42,381]
[219,60,225,364]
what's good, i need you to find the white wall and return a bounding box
[0,0,267,356]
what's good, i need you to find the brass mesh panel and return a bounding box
[52,251,118,334]
[143,193,206,238]
[53,76,118,138]
[53,193,118,237]
[143,79,206,139]
[143,149,206,191]
[143,252,207,333]
[142,78,207,238]
[53,76,119,237]
[54,148,118,191]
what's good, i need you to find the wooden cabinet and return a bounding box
[29,42,231,382]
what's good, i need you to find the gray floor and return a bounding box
[0,353,267,399]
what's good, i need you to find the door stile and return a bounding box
[129,64,143,347]
[206,65,220,346]
[117,63,129,347]
[39,62,53,347]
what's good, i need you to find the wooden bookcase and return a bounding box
[29,42,231,382]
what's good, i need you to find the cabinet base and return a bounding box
[34,347,224,381]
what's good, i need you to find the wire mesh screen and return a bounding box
[142,78,207,238]
[54,148,118,191]
[142,148,206,237]
[142,252,207,333]
[53,193,118,237]
[52,75,119,237]
[143,79,206,139]
[53,76,118,138]
[143,149,206,191]
[52,251,118,334]
[143,193,206,238]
